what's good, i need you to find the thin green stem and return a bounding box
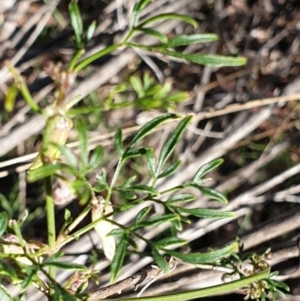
[126,41,155,52]
[56,212,122,249]
[11,220,25,246]
[19,81,41,113]
[122,29,135,44]
[45,176,56,281]
[72,28,149,73]
[68,48,85,71]
[159,185,185,195]
[108,269,270,301]
[65,203,92,235]
[74,44,123,72]
[106,159,123,204]
[8,65,41,113]
[64,94,86,112]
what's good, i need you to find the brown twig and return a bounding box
[87,257,177,301]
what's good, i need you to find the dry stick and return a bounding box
[0,0,60,82]
[275,184,300,203]
[0,0,25,46]
[10,2,55,50]
[0,0,197,158]
[191,92,300,121]
[259,102,300,161]
[87,257,177,301]
[226,161,300,211]
[233,119,299,149]
[1,92,300,171]
[137,225,300,298]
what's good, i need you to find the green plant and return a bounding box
[0,1,287,300]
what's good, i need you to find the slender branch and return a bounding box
[106,269,270,301]
[45,176,56,281]
[74,44,122,72]
[87,257,177,301]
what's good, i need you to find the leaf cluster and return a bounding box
[1,0,287,300]
[88,113,235,281]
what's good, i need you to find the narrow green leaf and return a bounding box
[43,261,87,270]
[94,170,108,192]
[119,198,143,210]
[158,160,181,179]
[146,148,156,178]
[74,180,91,205]
[69,1,83,47]
[93,183,107,193]
[0,212,8,238]
[139,13,198,28]
[172,219,183,231]
[130,75,144,98]
[127,237,138,250]
[170,206,191,224]
[121,184,158,195]
[0,284,14,301]
[122,191,137,200]
[86,20,96,42]
[0,261,19,283]
[130,0,152,28]
[96,170,107,185]
[134,213,178,229]
[165,242,238,264]
[152,248,170,273]
[77,119,89,168]
[129,113,179,148]
[166,34,218,48]
[88,145,103,169]
[135,0,152,14]
[165,92,190,103]
[143,72,154,89]
[52,286,77,301]
[4,85,17,113]
[19,294,27,301]
[156,115,192,176]
[110,237,127,282]
[193,158,224,181]
[273,280,289,292]
[21,265,39,290]
[178,207,235,219]
[155,237,188,249]
[26,163,63,182]
[122,148,147,160]
[109,228,124,236]
[55,144,77,169]
[114,129,123,157]
[135,27,168,44]
[135,206,152,224]
[120,176,137,189]
[162,50,247,67]
[166,193,196,204]
[64,209,72,224]
[119,203,136,211]
[190,184,228,204]
[156,82,172,98]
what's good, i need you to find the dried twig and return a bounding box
[87,257,177,301]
